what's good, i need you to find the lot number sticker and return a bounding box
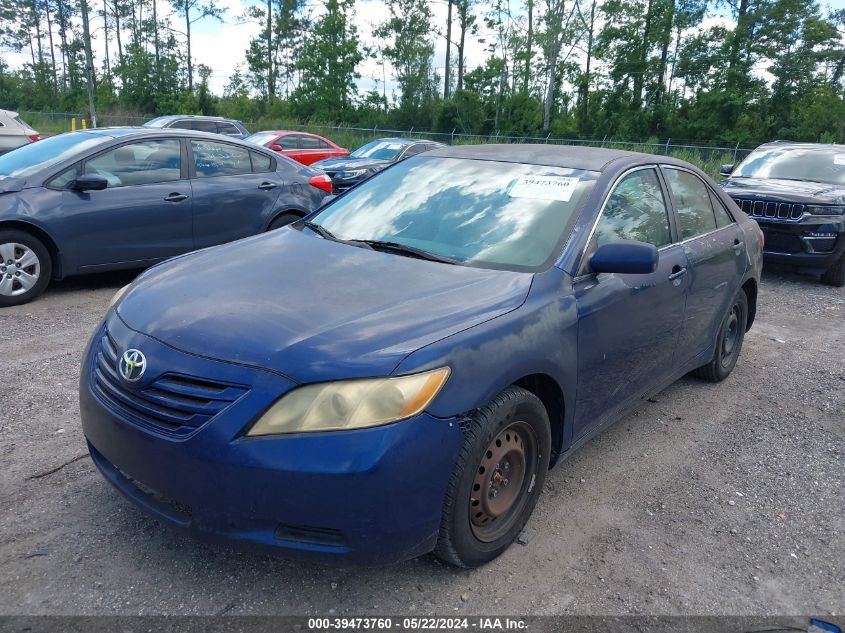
[509,175,580,202]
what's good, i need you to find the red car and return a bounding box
[245,130,350,166]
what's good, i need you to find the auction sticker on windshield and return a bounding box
[508,175,579,201]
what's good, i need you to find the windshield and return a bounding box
[733,146,845,185]
[245,132,279,147]
[350,140,407,161]
[310,156,598,271]
[0,132,102,178]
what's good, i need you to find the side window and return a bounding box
[709,189,734,228]
[47,164,80,189]
[300,136,321,149]
[317,139,331,149]
[279,136,299,150]
[83,139,182,188]
[663,168,718,239]
[191,140,252,177]
[250,151,273,173]
[217,122,240,136]
[403,144,428,157]
[170,119,198,130]
[592,168,672,250]
[195,120,219,133]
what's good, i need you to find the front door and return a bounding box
[572,167,689,439]
[57,137,193,271]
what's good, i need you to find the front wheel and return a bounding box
[434,386,551,568]
[0,230,52,307]
[821,252,845,287]
[693,289,748,383]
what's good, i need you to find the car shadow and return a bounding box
[45,269,142,296]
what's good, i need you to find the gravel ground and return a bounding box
[0,267,842,616]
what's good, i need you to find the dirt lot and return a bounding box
[0,267,842,616]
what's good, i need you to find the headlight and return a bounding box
[108,284,130,309]
[247,367,450,436]
[337,169,368,180]
[806,205,845,215]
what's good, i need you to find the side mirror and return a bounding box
[590,240,659,275]
[269,144,284,153]
[719,164,734,177]
[71,174,108,191]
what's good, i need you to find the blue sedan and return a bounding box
[80,145,763,567]
[0,128,330,306]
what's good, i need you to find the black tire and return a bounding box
[268,212,301,231]
[693,289,748,383]
[0,230,52,307]
[821,252,845,287]
[434,386,551,568]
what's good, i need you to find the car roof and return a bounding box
[371,137,445,146]
[0,109,19,118]
[755,141,845,151]
[70,127,259,143]
[425,144,648,171]
[148,114,242,123]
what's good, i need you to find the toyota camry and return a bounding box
[80,145,763,567]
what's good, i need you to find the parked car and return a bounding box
[81,145,762,567]
[313,137,446,192]
[245,130,349,166]
[0,127,330,306]
[720,141,845,286]
[144,115,249,138]
[0,110,40,155]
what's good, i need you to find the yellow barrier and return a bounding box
[82,119,87,129]
[71,117,76,131]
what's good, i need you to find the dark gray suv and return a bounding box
[720,141,845,286]
[144,115,249,139]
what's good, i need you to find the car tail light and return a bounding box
[28,134,41,142]
[308,174,333,194]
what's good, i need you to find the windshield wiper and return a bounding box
[302,221,338,241]
[353,240,462,265]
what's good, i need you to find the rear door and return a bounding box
[297,134,331,165]
[51,137,193,270]
[662,166,746,368]
[189,139,283,248]
[572,166,690,439]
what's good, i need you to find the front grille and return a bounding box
[91,330,249,437]
[732,198,805,221]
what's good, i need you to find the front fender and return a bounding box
[393,268,579,451]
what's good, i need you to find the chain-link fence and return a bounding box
[19,110,754,175]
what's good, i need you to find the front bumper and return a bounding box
[756,217,844,272]
[80,313,465,565]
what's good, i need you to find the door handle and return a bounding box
[733,239,745,254]
[164,193,189,202]
[668,266,687,281]
[258,181,277,190]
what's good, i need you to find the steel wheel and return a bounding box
[0,242,41,298]
[469,421,538,543]
[720,303,741,367]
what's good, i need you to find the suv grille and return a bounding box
[732,198,804,220]
[91,330,249,436]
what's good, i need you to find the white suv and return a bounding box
[0,110,40,155]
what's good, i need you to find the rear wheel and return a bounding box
[268,212,301,232]
[0,230,52,307]
[434,386,551,568]
[693,289,748,383]
[821,252,845,287]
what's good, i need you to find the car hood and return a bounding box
[116,229,532,383]
[312,157,391,172]
[722,177,845,204]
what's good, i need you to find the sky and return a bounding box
[5,0,845,97]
